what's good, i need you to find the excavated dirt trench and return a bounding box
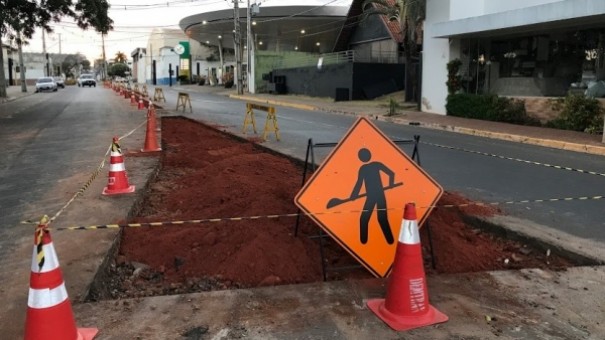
[89,116,583,301]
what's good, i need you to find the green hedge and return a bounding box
[446,93,540,126]
[547,94,604,134]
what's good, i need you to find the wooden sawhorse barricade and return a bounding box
[176,92,192,113]
[242,102,280,141]
[153,87,166,102]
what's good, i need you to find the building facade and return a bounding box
[423,0,605,115]
[144,28,215,85]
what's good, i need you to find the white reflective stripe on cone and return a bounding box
[399,219,420,245]
[30,243,60,273]
[110,150,121,157]
[109,163,125,172]
[28,282,68,309]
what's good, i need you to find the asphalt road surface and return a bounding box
[0,86,147,271]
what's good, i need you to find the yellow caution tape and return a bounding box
[423,141,605,177]
[52,194,605,231]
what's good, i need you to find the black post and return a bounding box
[168,63,172,87]
[8,58,13,86]
[152,60,157,85]
[417,52,423,111]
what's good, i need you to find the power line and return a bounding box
[110,0,226,10]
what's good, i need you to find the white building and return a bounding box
[1,41,17,86]
[144,28,216,85]
[423,0,605,115]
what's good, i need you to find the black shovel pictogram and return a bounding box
[326,182,403,209]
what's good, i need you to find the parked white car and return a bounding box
[35,77,58,92]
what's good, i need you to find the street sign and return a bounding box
[294,117,443,277]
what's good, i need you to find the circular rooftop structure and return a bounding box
[179,5,349,53]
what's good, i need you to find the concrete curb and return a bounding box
[229,94,605,157]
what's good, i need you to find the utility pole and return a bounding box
[18,34,26,92]
[233,0,243,95]
[57,33,62,76]
[247,0,252,93]
[42,30,49,76]
[102,33,107,79]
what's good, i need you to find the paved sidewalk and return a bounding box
[0,84,34,104]
[168,84,605,156]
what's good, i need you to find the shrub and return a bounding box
[446,93,540,126]
[446,93,492,119]
[547,94,604,133]
[388,97,401,116]
[446,59,463,94]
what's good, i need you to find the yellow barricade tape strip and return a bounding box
[53,195,604,231]
[23,120,148,225]
[423,141,605,177]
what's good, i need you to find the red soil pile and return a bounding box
[111,117,572,298]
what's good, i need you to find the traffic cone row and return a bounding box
[24,216,98,340]
[141,105,161,152]
[103,136,135,195]
[367,203,448,331]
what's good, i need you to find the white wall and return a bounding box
[157,48,180,79]
[449,0,563,20]
[422,0,452,114]
[449,0,485,20]
[483,0,563,15]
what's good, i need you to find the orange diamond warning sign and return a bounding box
[294,117,443,277]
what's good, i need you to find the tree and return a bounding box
[114,51,127,63]
[0,0,113,97]
[108,62,129,78]
[61,53,88,78]
[362,0,425,102]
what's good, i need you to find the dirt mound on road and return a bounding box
[100,117,573,300]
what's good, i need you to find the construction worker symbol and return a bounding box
[326,148,402,245]
[294,116,443,277]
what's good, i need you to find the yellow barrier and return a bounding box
[176,92,192,113]
[243,103,280,141]
[153,87,166,102]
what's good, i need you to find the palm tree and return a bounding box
[362,0,426,102]
[114,51,127,63]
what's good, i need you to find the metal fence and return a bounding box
[273,50,404,69]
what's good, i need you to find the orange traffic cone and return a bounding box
[141,107,161,152]
[367,203,448,331]
[138,98,145,110]
[102,137,135,195]
[149,103,161,132]
[24,216,98,340]
[130,93,137,106]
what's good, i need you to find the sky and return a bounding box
[22,0,352,64]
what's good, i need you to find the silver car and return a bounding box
[54,76,65,88]
[35,77,58,92]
